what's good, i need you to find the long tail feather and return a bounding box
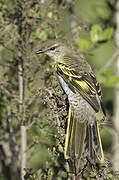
[75,120,86,159]
[93,121,104,161]
[64,105,73,159]
[64,106,86,161]
[64,106,104,166]
[85,123,94,161]
[85,121,104,163]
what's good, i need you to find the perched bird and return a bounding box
[36,39,105,166]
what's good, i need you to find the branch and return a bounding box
[99,49,119,73]
[113,0,119,172]
[18,57,26,180]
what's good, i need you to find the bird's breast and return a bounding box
[58,75,73,96]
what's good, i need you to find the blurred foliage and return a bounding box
[90,24,114,43]
[0,0,118,179]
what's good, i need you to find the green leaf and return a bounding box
[90,24,102,43]
[99,27,114,41]
[90,24,113,43]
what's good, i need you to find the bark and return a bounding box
[18,58,26,180]
[113,0,119,172]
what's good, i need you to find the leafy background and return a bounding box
[0,0,118,179]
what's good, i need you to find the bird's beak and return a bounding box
[36,49,44,54]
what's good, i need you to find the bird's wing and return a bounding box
[57,62,102,113]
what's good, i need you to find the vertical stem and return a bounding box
[113,0,119,172]
[21,126,26,180]
[18,58,26,180]
[7,106,19,180]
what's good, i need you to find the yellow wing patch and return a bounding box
[57,63,82,79]
[75,80,89,90]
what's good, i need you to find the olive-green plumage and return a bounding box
[36,39,105,166]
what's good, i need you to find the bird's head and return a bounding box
[36,39,71,62]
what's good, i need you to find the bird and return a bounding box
[36,38,105,167]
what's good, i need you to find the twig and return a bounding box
[0,40,15,53]
[99,49,119,73]
[76,160,88,180]
[26,120,36,130]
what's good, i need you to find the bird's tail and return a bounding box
[85,120,104,164]
[64,105,86,160]
[64,106,104,165]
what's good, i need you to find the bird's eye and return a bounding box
[50,47,56,51]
